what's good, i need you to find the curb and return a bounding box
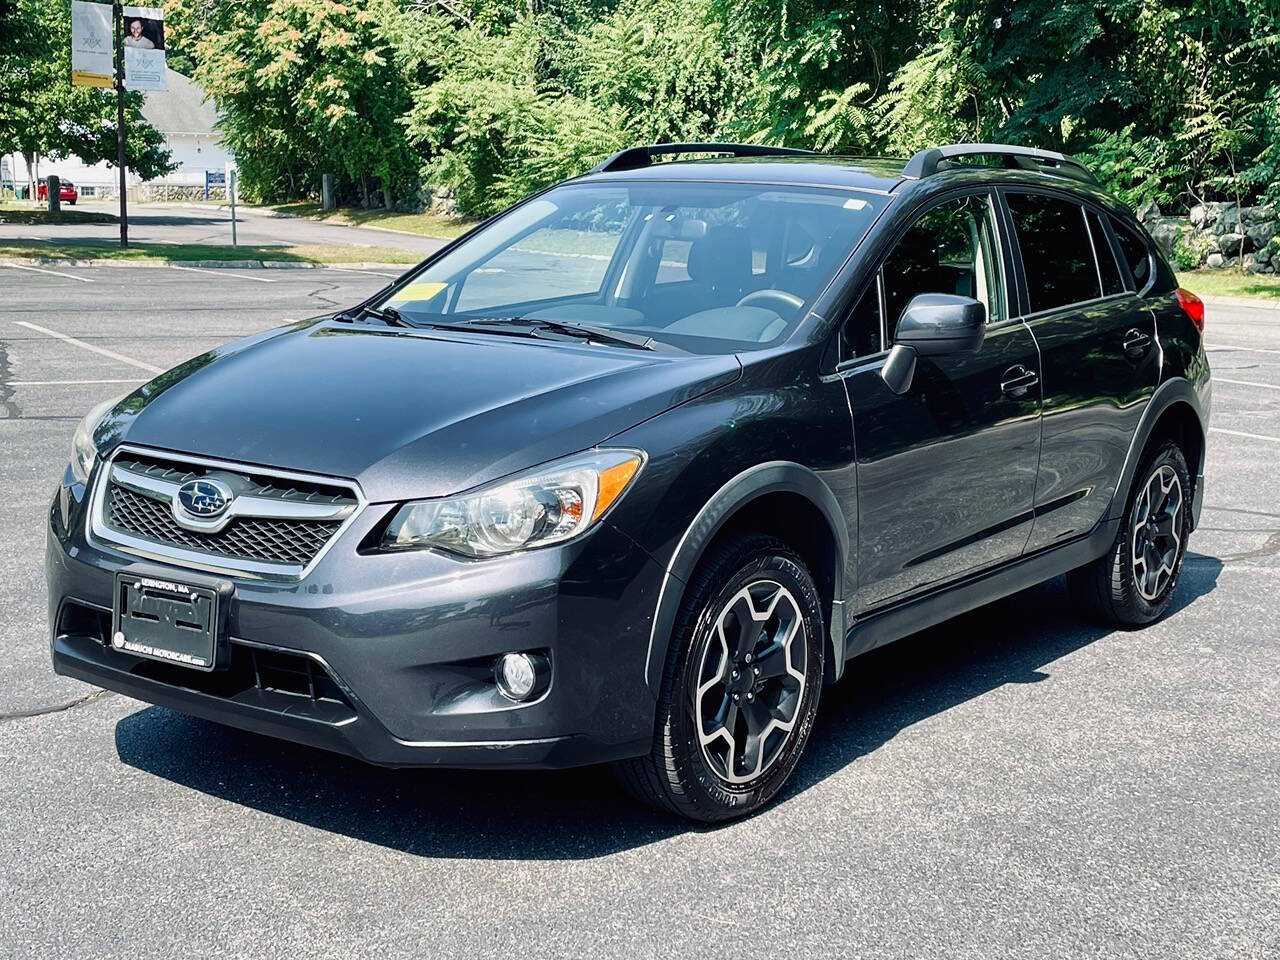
[1,257,408,271]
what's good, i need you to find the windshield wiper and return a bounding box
[466,316,655,350]
[357,304,414,327]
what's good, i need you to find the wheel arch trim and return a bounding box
[642,461,850,692]
[1104,376,1208,526]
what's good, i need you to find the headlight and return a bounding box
[382,449,645,557]
[70,397,120,485]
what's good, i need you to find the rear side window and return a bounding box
[1086,211,1125,296]
[1110,217,1153,292]
[1007,193,1101,313]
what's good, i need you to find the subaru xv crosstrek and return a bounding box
[48,142,1211,822]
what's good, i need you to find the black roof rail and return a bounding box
[590,142,816,174]
[902,143,1098,185]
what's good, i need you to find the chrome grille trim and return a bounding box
[87,445,367,581]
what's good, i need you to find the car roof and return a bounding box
[573,144,1120,208]
[577,155,909,194]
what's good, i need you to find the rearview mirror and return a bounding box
[879,294,986,395]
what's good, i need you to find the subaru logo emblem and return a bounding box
[177,478,232,519]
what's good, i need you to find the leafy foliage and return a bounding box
[165,0,1280,216]
[180,0,416,205]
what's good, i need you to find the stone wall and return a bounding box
[1140,201,1279,274]
[136,183,228,202]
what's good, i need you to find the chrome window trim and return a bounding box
[87,444,367,581]
[1014,289,1136,323]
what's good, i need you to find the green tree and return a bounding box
[183,0,415,205]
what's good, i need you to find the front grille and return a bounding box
[93,448,361,575]
[106,484,343,566]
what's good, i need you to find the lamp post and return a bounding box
[112,0,128,248]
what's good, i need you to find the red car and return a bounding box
[37,178,78,205]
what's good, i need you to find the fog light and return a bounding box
[495,652,547,702]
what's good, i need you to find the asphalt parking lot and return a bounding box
[1,264,1277,959]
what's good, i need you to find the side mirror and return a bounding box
[880,294,986,395]
[895,293,986,356]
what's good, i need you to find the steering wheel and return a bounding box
[735,289,804,314]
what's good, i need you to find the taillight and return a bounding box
[1176,288,1205,334]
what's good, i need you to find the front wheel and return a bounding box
[616,534,824,822]
[1069,441,1192,627]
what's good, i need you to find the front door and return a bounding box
[839,191,1042,610]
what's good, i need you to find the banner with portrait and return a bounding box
[122,5,166,91]
[71,1,114,88]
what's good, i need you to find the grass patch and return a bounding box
[261,202,474,239]
[1178,269,1280,302]
[0,202,116,225]
[0,240,423,264]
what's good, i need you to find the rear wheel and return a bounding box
[616,533,824,822]
[1069,441,1191,627]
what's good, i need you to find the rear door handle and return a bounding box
[1000,364,1039,399]
[1123,328,1152,358]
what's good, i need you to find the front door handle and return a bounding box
[1000,364,1039,399]
[1123,328,1152,358]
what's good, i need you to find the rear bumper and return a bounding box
[47,470,665,769]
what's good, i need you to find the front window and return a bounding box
[378,182,886,354]
[840,192,1005,360]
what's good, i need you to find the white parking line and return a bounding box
[12,321,163,373]
[1215,377,1280,391]
[1207,345,1280,356]
[318,267,404,279]
[10,378,145,386]
[1210,427,1280,444]
[170,264,277,283]
[1,262,93,283]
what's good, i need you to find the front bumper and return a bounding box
[48,470,666,769]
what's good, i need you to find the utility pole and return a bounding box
[113,0,128,248]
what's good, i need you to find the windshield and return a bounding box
[376,181,886,354]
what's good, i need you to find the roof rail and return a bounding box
[590,142,816,174]
[902,143,1098,185]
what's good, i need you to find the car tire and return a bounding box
[616,533,824,822]
[1069,441,1192,627]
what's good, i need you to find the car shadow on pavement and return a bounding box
[784,555,1222,801]
[115,556,1222,860]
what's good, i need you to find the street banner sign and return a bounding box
[70,1,114,88]
[122,5,166,90]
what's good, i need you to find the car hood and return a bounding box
[100,320,740,502]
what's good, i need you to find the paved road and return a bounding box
[0,269,1276,958]
[1,200,451,255]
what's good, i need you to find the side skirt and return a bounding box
[843,517,1120,662]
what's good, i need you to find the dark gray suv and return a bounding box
[48,143,1211,822]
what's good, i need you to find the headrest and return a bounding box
[687,226,753,290]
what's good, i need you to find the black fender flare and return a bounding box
[1103,376,1209,525]
[642,461,851,692]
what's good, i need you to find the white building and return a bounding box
[5,68,233,199]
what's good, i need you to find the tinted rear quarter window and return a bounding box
[1111,217,1153,292]
[1007,193,1101,313]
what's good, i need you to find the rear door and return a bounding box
[1002,190,1161,552]
[838,190,1043,609]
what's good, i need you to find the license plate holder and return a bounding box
[110,567,232,672]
